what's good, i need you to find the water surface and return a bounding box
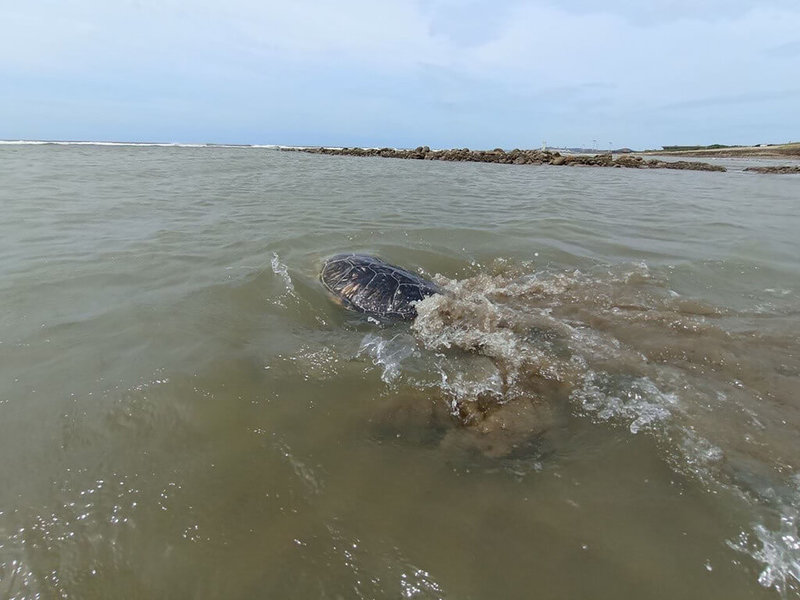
[1,144,799,599]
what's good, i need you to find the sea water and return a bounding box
[1,143,799,599]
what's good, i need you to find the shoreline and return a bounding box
[640,142,800,159]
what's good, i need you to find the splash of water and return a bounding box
[729,505,800,597]
[358,333,420,385]
[271,252,295,294]
[404,262,800,593]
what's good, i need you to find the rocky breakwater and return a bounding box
[284,146,726,172]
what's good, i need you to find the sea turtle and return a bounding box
[320,254,441,320]
[321,253,557,458]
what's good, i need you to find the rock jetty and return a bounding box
[282,146,727,172]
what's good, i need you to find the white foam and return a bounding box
[358,333,419,385]
[399,567,445,598]
[270,252,295,293]
[729,505,800,597]
[572,373,676,434]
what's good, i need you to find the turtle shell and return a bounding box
[320,254,440,320]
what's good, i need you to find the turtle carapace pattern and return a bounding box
[320,254,441,320]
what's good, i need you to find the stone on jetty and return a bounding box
[281,146,726,172]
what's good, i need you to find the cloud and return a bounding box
[537,0,800,23]
[766,39,800,57]
[662,89,800,110]
[2,1,800,147]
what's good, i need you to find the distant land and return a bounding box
[640,142,800,158]
[548,142,800,158]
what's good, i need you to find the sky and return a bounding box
[2,0,799,149]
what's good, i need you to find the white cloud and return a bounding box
[2,1,799,146]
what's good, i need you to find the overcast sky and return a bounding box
[2,0,799,149]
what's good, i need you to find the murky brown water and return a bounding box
[1,142,799,599]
